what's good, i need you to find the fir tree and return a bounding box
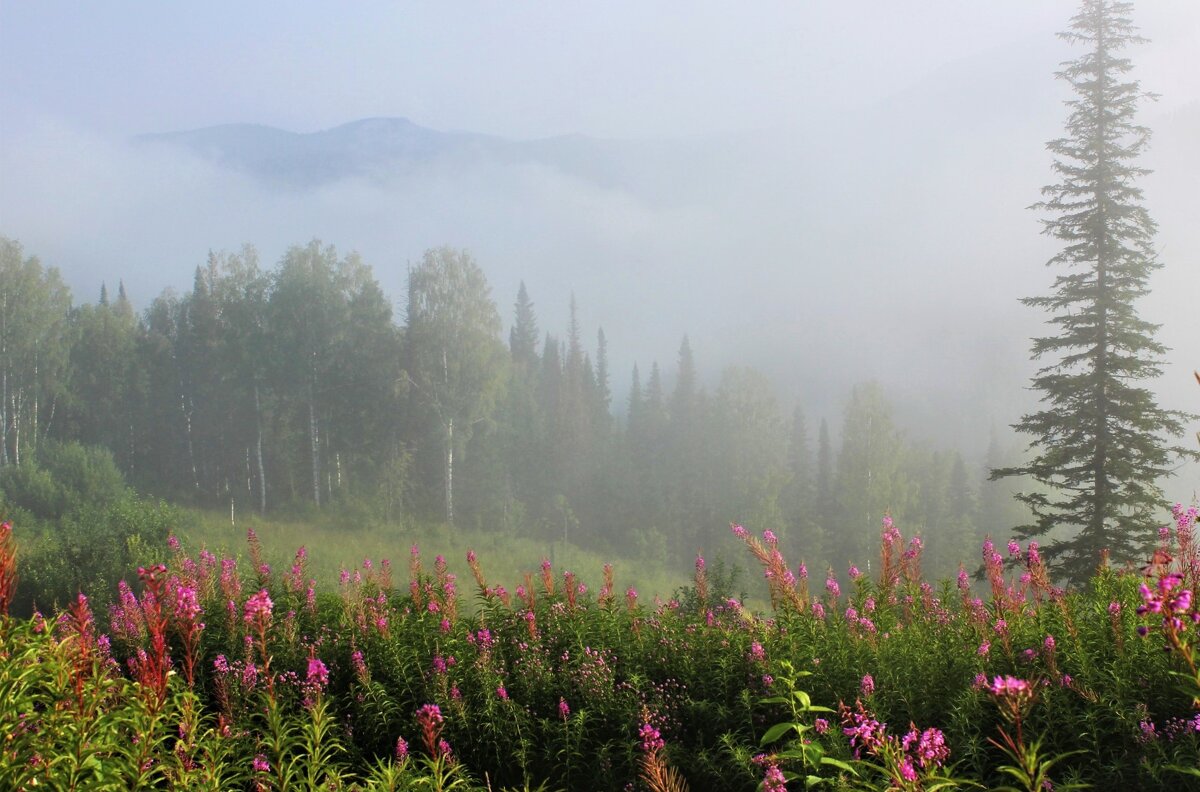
[509,281,539,371]
[993,0,1197,584]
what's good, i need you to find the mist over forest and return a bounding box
[1,1,1198,591]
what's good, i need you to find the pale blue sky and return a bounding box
[4,2,1196,140]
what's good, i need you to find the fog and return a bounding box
[3,1,1198,470]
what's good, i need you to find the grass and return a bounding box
[176,508,698,609]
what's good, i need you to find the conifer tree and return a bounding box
[993,0,1197,584]
[509,281,539,371]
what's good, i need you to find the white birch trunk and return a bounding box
[309,394,321,507]
[445,417,454,525]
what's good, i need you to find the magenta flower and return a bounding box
[762,762,787,792]
[825,576,841,598]
[243,589,273,627]
[848,565,862,580]
[639,721,665,753]
[763,530,778,546]
[749,641,766,663]
[306,655,329,691]
[558,697,570,720]
[395,736,409,761]
[496,685,509,700]
[841,702,886,758]
[907,727,950,769]
[861,674,875,697]
[253,754,270,773]
[731,524,748,539]
[815,717,829,734]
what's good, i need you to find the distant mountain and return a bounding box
[135,117,714,195]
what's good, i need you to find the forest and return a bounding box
[0,235,1020,604]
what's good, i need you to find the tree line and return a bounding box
[1,236,1032,578]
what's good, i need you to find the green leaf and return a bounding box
[760,721,801,745]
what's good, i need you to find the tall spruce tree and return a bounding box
[993,0,1197,585]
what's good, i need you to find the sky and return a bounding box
[4,1,1197,140]
[2,1,1199,475]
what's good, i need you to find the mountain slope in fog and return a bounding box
[135,117,720,201]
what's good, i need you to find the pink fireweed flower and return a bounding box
[418,703,443,724]
[731,523,748,539]
[815,717,829,734]
[395,736,409,761]
[825,575,840,598]
[749,641,766,663]
[558,697,570,720]
[848,565,862,580]
[639,721,665,753]
[496,685,508,700]
[243,589,273,628]
[173,583,201,623]
[253,754,270,773]
[695,554,706,573]
[907,727,950,769]
[306,655,329,691]
[841,701,886,758]
[882,515,900,545]
[763,530,778,546]
[957,567,970,591]
[762,762,787,792]
[988,675,1032,702]
[417,703,445,756]
[351,650,367,680]
[861,674,875,697]
[1007,540,1021,558]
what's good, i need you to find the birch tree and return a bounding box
[403,247,506,525]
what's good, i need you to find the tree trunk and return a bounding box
[309,394,321,507]
[181,391,199,492]
[1,370,8,466]
[11,390,21,466]
[254,384,267,515]
[445,417,454,525]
